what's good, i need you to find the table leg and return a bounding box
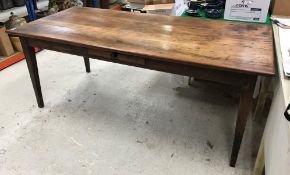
[188,77,193,85]
[20,38,44,108]
[84,57,91,73]
[230,83,255,167]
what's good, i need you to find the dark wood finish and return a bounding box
[8,7,276,167]
[83,57,90,72]
[8,7,275,76]
[25,38,255,86]
[230,81,256,167]
[20,37,44,108]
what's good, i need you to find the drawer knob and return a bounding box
[111,52,118,59]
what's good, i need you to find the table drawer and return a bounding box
[28,39,87,56]
[87,48,112,60]
[117,53,146,66]
[88,48,145,66]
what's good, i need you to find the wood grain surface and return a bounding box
[8,7,275,76]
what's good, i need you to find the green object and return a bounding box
[181,10,271,25]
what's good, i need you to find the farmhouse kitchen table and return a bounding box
[7,7,275,167]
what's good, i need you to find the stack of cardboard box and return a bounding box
[0,24,14,59]
[0,25,24,62]
[128,0,186,16]
[143,3,175,16]
[272,0,290,17]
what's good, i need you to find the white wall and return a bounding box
[264,78,290,175]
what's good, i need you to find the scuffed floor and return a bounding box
[0,50,264,175]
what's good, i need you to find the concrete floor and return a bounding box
[0,0,48,22]
[0,50,264,175]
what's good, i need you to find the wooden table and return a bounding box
[7,7,275,167]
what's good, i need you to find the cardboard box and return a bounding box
[272,0,290,17]
[10,37,23,52]
[0,25,14,56]
[143,3,175,15]
[224,0,271,23]
[128,0,173,5]
[153,0,174,4]
[128,0,151,4]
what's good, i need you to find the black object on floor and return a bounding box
[284,104,290,122]
[0,0,14,10]
[13,0,25,7]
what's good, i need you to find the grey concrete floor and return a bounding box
[0,50,264,175]
[0,0,49,22]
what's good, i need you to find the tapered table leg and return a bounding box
[84,57,90,73]
[20,37,44,108]
[230,82,255,167]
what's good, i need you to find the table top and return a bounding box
[181,11,272,25]
[8,7,275,76]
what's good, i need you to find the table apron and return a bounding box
[26,38,256,87]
